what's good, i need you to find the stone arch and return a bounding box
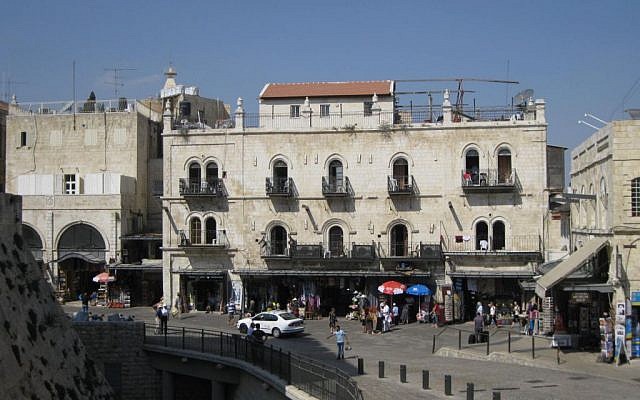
[388,152,414,168]
[55,221,109,254]
[323,153,349,171]
[268,154,293,171]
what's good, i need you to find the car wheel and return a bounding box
[272,328,281,338]
[239,324,247,334]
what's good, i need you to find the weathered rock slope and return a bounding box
[0,194,113,399]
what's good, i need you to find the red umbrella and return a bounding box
[377,280,406,295]
[92,272,116,283]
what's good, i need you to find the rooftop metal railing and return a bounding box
[143,324,363,400]
[11,99,137,115]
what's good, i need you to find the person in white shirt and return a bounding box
[489,302,497,326]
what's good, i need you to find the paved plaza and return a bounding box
[66,304,640,399]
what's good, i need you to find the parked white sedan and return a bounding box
[237,311,304,338]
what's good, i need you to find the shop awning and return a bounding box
[109,260,162,271]
[448,270,534,278]
[535,238,608,298]
[235,269,430,278]
[561,283,614,293]
[178,270,226,278]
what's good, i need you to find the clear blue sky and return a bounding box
[2,0,639,166]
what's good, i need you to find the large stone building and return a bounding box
[0,100,7,192]
[4,68,228,306]
[162,79,562,320]
[536,114,640,344]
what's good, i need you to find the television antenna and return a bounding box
[2,73,27,102]
[104,66,136,99]
[512,89,534,106]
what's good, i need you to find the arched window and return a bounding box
[475,221,489,251]
[599,177,608,228]
[392,159,409,190]
[23,225,43,261]
[273,160,288,192]
[206,162,219,181]
[205,218,217,244]
[465,149,480,185]
[588,184,595,228]
[59,224,105,250]
[632,177,640,217]
[328,226,344,257]
[492,221,505,250]
[190,217,202,244]
[188,162,201,190]
[270,226,287,255]
[328,160,344,192]
[497,148,512,184]
[390,224,408,257]
[580,185,586,227]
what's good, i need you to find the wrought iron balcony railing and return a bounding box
[266,177,294,197]
[178,230,230,248]
[179,178,227,197]
[387,175,417,195]
[461,169,518,192]
[322,176,353,197]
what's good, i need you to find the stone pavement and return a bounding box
[65,304,640,399]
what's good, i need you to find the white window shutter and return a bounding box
[54,174,63,194]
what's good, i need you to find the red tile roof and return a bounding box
[260,81,394,99]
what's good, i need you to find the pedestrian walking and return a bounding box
[474,312,484,342]
[489,302,497,326]
[81,292,89,313]
[227,300,236,326]
[158,305,169,334]
[327,325,349,359]
[400,303,409,324]
[329,307,337,333]
[392,303,399,325]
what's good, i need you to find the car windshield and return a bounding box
[279,313,298,320]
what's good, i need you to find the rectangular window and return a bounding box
[364,101,373,116]
[320,104,330,117]
[632,177,640,217]
[20,131,27,147]
[64,174,78,194]
[290,105,300,118]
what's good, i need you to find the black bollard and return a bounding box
[422,370,430,390]
[378,361,385,378]
[458,330,462,349]
[358,358,364,375]
[508,331,511,353]
[486,332,490,355]
[532,335,535,359]
[400,365,407,383]
[493,391,501,400]
[432,335,436,354]
[444,374,452,396]
[467,383,474,400]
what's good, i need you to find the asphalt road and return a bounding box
[65,304,640,400]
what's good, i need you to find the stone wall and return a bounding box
[73,322,160,400]
[0,193,113,399]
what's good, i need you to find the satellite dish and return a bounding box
[513,89,534,106]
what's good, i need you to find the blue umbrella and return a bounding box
[407,284,431,296]
[407,284,432,321]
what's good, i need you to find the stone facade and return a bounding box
[570,119,640,304]
[162,82,556,319]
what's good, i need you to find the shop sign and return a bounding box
[571,292,591,303]
[631,291,640,306]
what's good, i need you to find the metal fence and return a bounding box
[12,99,137,115]
[143,324,363,400]
[430,324,561,365]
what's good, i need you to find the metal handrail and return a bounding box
[143,324,363,400]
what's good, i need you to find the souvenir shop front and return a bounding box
[238,271,430,318]
[179,270,226,312]
[108,261,162,307]
[535,238,610,348]
[448,271,533,322]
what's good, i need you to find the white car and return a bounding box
[237,311,304,338]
